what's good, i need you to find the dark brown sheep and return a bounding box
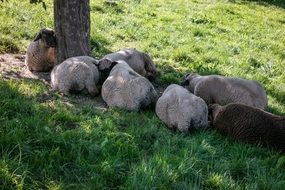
[209,103,285,153]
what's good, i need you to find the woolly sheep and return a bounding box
[181,73,268,110]
[25,28,56,72]
[156,84,208,132]
[51,56,100,96]
[101,48,158,81]
[209,103,285,153]
[101,60,158,111]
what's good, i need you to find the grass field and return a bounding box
[1,0,285,189]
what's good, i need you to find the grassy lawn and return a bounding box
[1,0,285,189]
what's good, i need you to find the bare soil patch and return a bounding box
[0,54,107,109]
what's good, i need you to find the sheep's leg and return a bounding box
[58,83,71,96]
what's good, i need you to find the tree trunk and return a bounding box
[54,0,90,64]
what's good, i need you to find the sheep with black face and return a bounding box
[156,84,208,132]
[25,28,57,72]
[181,73,268,110]
[101,48,158,81]
[209,103,285,153]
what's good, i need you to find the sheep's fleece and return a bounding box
[101,60,158,111]
[102,48,157,80]
[181,73,268,110]
[156,84,208,132]
[51,56,99,96]
[209,103,285,153]
[25,28,56,72]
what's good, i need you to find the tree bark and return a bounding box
[54,0,90,64]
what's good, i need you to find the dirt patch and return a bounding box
[0,54,51,83]
[0,54,107,109]
[0,54,167,110]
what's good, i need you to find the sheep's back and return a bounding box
[104,49,146,76]
[156,84,208,132]
[26,42,55,71]
[51,57,99,92]
[102,64,157,111]
[195,76,267,109]
[213,104,274,143]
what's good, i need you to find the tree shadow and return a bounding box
[234,0,285,9]
[90,35,112,59]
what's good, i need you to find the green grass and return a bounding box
[1,0,285,189]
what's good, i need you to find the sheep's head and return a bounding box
[34,28,56,48]
[97,58,118,71]
[180,73,199,91]
[142,53,158,81]
[208,104,223,126]
[96,58,118,83]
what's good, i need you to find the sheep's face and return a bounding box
[181,73,199,91]
[97,58,118,83]
[142,52,158,81]
[34,28,56,48]
[145,68,158,81]
[97,58,118,71]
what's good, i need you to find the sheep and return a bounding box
[25,28,56,72]
[51,56,101,96]
[181,73,268,110]
[101,48,158,81]
[209,103,285,153]
[155,84,208,132]
[101,60,158,111]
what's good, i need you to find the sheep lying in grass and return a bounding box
[181,73,268,110]
[51,56,100,96]
[156,84,208,132]
[25,28,56,72]
[102,48,158,81]
[209,103,285,153]
[101,60,158,111]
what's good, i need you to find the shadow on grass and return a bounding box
[1,77,284,189]
[90,35,112,59]
[2,69,51,84]
[0,79,170,189]
[237,0,285,9]
[0,79,132,189]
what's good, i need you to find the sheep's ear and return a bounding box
[184,73,190,79]
[142,53,153,68]
[180,79,189,86]
[53,33,57,45]
[33,31,42,41]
